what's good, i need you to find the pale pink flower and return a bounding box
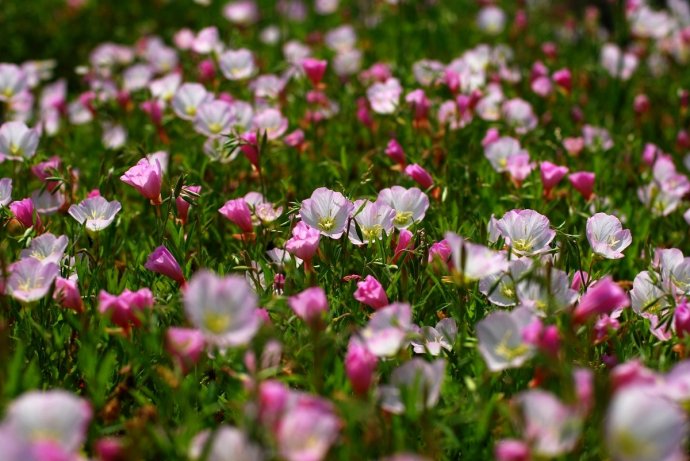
[361,302,412,357]
[5,258,59,303]
[586,213,632,259]
[172,83,213,120]
[348,200,396,245]
[299,187,354,239]
[379,359,446,414]
[367,78,402,114]
[288,286,329,326]
[68,196,121,232]
[98,288,154,332]
[219,49,256,81]
[285,221,321,261]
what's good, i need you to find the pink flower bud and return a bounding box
[675,299,690,338]
[563,137,584,156]
[405,89,430,120]
[573,276,629,323]
[385,139,406,166]
[240,131,260,168]
[392,228,414,263]
[552,68,571,92]
[98,288,154,333]
[404,164,433,189]
[53,277,83,313]
[197,59,216,82]
[568,171,595,200]
[540,161,569,196]
[284,129,305,148]
[495,439,530,461]
[444,69,460,93]
[166,327,206,372]
[145,245,185,285]
[120,157,163,204]
[219,198,254,233]
[573,368,593,415]
[428,239,451,265]
[571,270,590,291]
[288,286,328,326]
[285,221,321,262]
[354,275,389,309]
[31,156,61,192]
[482,128,500,147]
[301,58,328,86]
[541,42,557,59]
[9,198,41,229]
[95,437,126,461]
[345,337,377,395]
[634,94,650,114]
[176,185,201,225]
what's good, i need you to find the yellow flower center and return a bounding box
[511,238,533,253]
[394,211,413,226]
[495,331,529,360]
[185,106,196,116]
[208,122,222,134]
[318,216,336,232]
[362,225,383,241]
[203,312,231,334]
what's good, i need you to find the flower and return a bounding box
[354,275,389,309]
[299,187,354,239]
[573,276,630,323]
[120,157,163,204]
[219,198,254,233]
[345,337,377,395]
[285,221,321,261]
[540,161,569,196]
[288,286,329,326]
[53,276,83,313]
[19,233,68,265]
[9,198,41,229]
[68,196,121,232]
[183,270,260,349]
[194,100,234,137]
[505,153,534,185]
[145,245,185,285]
[606,386,687,461]
[5,258,59,303]
[166,327,206,373]
[516,390,582,457]
[302,58,328,86]
[377,186,429,229]
[4,390,92,454]
[361,302,412,357]
[484,137,526,173]
[502,98,537,134]
[495,440,530,461]
[495,209,555,256]
[0,63,27,101]
[445,232,508,282]
[219,49,256,80]
[189,426,263,461]
[410,318,457,356]
[385,139,406,166]
[176,185,201,224]
[379,359,446,415]
[476,306,536,371]
[172,83,212,120]
[0,177,11,207]
[586,212,632,259]
[404,164,433,189]
[277,404,340,461]
[0,121,40,161]
[569,171,596,200]
[252,108,288,140]
[367,77,402,114]
[98,288,154,332]
[348,200,395,245]
[31,156,61,191]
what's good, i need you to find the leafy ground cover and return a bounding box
[2,1,690,460]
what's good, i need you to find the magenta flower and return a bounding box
[552,68,572,92]
[166,327,206,373]
[120,157,163,204]
[99,288,154,333]
[586,213,632,259]
[569,171,595,200]
[354,275,388,309]
[495,439,530,461]
[345,337,377,395]
[302,58,328,86]
[53,276,83,313]
[385,139,406,166]
[288,286,329,326]
[361,302,412,357]
[9,198,41,229]
[404,164,433,189]
[405,89,430,120]
[428,239,451,265]
[299,187,354,239]
[573,276,629,323]
[219,198,254,233]
[145,245,185,285]
[5,258,59,303]
[183,270,260,349]
[540,161,569,196]
[286,221,321,262]
[392,228,415,263]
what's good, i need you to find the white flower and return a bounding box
[20,233,68,265]
[172,83,213,120]
[68,196,122,232]
[367,78,402,114]
[495,209,555,256]
[219,49,256,80]
[586,212,632,259]
[299,187,354,239]
[0,121,40,161]
[476,306,536,371]
[377,186,429,229]
[348,199,396,245]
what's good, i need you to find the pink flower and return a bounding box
[166,327,205,372]
[495,439,530,461]
[9,198,41,229]
[176,185,201,225]
[573,276,629,323]
[145,245,185,285]
[299,188,354,239]
[120,157,163,204]
[31,156,61,191]
[392,228,414,263]
[563,137,584,156]
[302,58,328,86]
[284,129,305,148]
[506,153,534,185]
[98,288,154,333]
[53,276,83,313]
[569,171,595,200]
[288,286,329,326]
[95,438,125,461]
[286,221,321,262]
[428,239,451,265]
[353,275,388,309]
[482,128,501,147]
[404,164,433,189]
[385,139,406,166]
[277,404,340,461]
[675,299,690,338]
[219,198,254,233]
[540,161,569,196]
[405,89,430,120]
[552,68,572,92]
[345,337,377,395]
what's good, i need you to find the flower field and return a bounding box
[2,0,690,460]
